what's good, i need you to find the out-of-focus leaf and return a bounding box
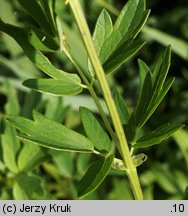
[0,0,21,56]
[0,190,12,200]
[23,78,82,96]
[45,97,69,123]
[50,150,73,178]
[1,81,20,173]
[173,129,188,167]
[134,124,183,148]
[39,0,57,35]
[6,110,94,153]
[0,117,5,134]
[22,91,42,118]
[183,187,188,200]
[143,186,154,200]
[18,142,49,172]
[18,0,56,36]
[77,153,92,176]
[0,55,38,79]
[78,155,113,198]
[108,179,133,200]
[4,81,20,115]
[1,123,19,173]
[13,173,45,200]
[142,26,188,61]
[114,89,130,125]
[80,107,112,152]
[151,163,180,194]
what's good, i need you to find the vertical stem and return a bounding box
[58,38,117,144]
[66,0,143,200]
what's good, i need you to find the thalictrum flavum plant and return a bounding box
[0,0,183,200]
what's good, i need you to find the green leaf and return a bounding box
[151,163,179,194]
[78,155,113,198]
[50,151,73,178]
[13,173,45,200]
[134,71,152,127]
[134,47,173,128]
[80,107,112,152]
[1,123,19,173]
[27,25,59,52]
[91,0,149,74]
[152,46,171,92]
[114,89,130,125]
[18,0,56,36]
[138,59,151,90]
[140,77,174,128]
[0,116,5,135]
[89,9,113,75]
[134,123,183,148]
[39,0,57,35]
[4,80,20,115]
[6,110,94,153]
[108,179,133,200]
[173,129,188,167]
[93,9,113,57]
[45,97,70,123]
[18,142,49,172]
[23,78,82,96]
[183,187,188,200]
[0,20,82,90]
[142,26,188,61]
[1,82,20,173]
[103,40,145,74]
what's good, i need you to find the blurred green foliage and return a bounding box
[0,0,188,200]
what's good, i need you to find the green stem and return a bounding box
[66,0,143,200]
[57,16,116,143]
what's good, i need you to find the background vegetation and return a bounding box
[0,0,188,199]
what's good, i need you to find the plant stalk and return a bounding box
[66,0,143,199]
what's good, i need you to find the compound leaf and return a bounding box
[134,47,173,128]
[6,110,94,153]
[94,0,150,74]
[140,77,174,128]
[0,20,81,89]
